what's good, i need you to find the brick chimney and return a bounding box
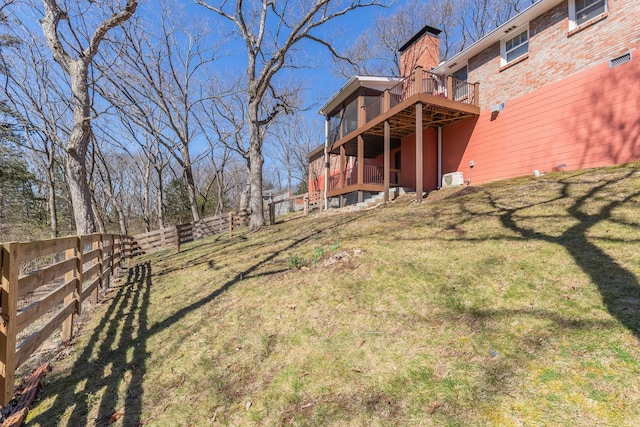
[398,25,441,77]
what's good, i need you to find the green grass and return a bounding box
[26,162,640,426]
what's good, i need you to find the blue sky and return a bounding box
[180,0,396,113]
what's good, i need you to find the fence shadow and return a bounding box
[28,262,152,427]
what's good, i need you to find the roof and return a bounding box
[318,75,403,116]
[434,0,565,74]
[398,24,442,53]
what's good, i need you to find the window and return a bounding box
[451,66,468,101]
[569,0,607,29]
[501,29,529,66]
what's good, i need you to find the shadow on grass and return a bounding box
[476,169,640,339]
[28,262,152,427]
[30,213,359,425]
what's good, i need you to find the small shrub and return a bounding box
[288,254,306,269]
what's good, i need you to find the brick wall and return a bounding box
[400,32,440,78]
[470,0,640,111]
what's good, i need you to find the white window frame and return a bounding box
[500,26,529,66]
[569,0,608,30]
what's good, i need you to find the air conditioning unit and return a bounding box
[442,172,464,188]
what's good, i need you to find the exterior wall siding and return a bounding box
[470,0,640,111]
[400,128,439,191]
[443,55,640,184]
[309,0,640,197]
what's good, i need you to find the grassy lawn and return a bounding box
[26,162,640,426]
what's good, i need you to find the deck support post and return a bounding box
[339,146,346,189]
[358,135,364,204]
[357,135,364,186]
[416,102,423,202]
[384,120,390,202]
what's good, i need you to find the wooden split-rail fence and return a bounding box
[135,192,323,253]
[0,234,135,406]
[134,210,250,253]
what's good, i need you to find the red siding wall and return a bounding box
[443,54,640,184]
[401,128,439,191]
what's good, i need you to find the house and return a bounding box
[308,0,640,208]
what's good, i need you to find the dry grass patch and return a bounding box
[26,162,640,426]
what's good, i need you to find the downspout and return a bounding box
[437,126,442,188]
[323,117,329,210]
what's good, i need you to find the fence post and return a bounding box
[75,236,84,316]
[304,195,309,215]
[91,236,99,305]
[228,212,233,238]
[106,235,113,288]
[0,242,19,405]
[176,225,181,253]
[269,202,275,225]
[61,245,77,343]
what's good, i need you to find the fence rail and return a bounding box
[134,210,250,253]
[0,233,134,405]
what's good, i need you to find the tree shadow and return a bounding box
[488,170,640,339]
[28,262,152,427]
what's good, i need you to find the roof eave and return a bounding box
[318,76,403,117]
[434,0,565,73]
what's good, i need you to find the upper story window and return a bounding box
[569,0,608,29]
[501,28,529,66]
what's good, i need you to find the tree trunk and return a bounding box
[180,146,201,224]
[66,146,97,235]
[65,62,98,235]
[46,158,58,238]
[156,166,165,229]
[247,101,264,230]
[115,203,127,235]
[215,170,224,215]
[143,158,151,233]
[90,186,105,234]
[239,169,250,212]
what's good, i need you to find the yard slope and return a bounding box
[27,162,640,426]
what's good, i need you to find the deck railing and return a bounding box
[423,73,448,96]
[450,77,477,105]
[329,165,402,191]
[362,70,479,125]
[365,96,382,123]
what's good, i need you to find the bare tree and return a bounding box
[459,0,536,47]
[267,117,322,194]
[202,88,252,211]
[103,101,171,231]
[39,0,137,234]
[92,137,129,234]
[197,0,384,230]
[337,0,537,78]
[99,5,217,227]
[2,31,72,237]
